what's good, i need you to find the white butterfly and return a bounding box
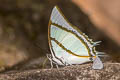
[47,6,103,69]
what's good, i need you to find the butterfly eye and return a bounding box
[89,57,93,61]
[72,30,75,33]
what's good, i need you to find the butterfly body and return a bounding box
[48,6,103,69]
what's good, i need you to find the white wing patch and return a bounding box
[51,7,71,31]
[51,39,91,65]
[50,25,89,56]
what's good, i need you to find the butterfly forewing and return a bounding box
[50,6,95,56]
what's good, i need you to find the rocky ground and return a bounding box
[0,63,120,80]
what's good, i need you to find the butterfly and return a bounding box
[47,6,103,69]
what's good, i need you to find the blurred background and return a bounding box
[0,0,120,72]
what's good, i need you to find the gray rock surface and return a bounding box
[0,63,120,80]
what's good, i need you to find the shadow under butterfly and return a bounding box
[47,6,104,69]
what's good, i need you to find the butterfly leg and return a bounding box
[46,54,53,68]
[64,61,70,66]
[50,59,53,69]
[56,64,59,69]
